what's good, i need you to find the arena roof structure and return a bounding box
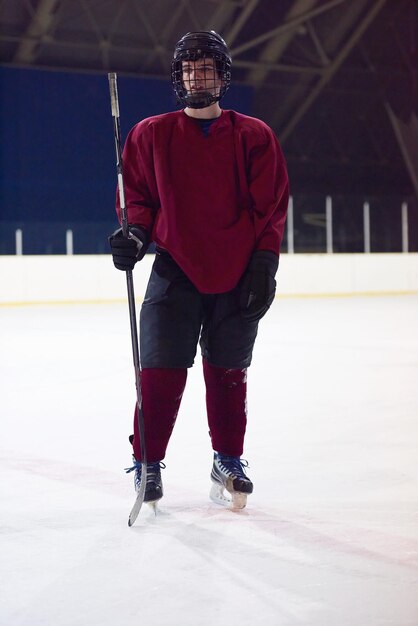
[1,0,417,196]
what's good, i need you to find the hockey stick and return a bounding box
[108,72,147,526]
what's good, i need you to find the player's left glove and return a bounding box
[239,250,279,322]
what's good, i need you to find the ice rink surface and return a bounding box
[1,294,418,626]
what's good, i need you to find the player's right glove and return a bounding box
[108,225,149,271]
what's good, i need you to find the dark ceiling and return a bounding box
[1,0,417,196]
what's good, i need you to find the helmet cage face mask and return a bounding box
[171,32,232,109]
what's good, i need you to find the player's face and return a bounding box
[181,56,222,97]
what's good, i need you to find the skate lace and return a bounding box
[217,455,249,479]
[125,460,166,485]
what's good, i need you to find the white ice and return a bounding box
[1,295,418,626]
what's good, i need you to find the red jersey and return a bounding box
[117,109,289,293]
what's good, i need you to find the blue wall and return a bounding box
[0,66,253,253]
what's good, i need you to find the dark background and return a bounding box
[1,0,417,254]
[0,66,252,253]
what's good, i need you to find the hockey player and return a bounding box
[109,31,289,509]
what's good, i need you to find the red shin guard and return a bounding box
[203,358,248,457]
[133,367,187,461]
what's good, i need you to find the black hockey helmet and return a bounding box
[171,31,232,109]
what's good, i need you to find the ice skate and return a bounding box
[125,458,165,511]
[210,452,253,509]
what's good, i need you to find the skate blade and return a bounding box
[209,483,247,510]
[231,491,247,510]
[147,500,159,516]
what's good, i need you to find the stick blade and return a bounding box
[127,462,147,527]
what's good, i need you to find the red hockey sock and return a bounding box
[132,367,187,462]
[203,358,248,457]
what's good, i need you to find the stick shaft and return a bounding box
[109,72,128,237]
[108,73,147,474]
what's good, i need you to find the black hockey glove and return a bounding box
[239,250,279,323]
[108,225,149,271]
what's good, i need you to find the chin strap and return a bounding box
[184,91,217,109]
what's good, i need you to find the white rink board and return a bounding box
[1,253,418,304]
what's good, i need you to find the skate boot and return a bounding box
[210,452,253,509]
[125,458,165,507]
